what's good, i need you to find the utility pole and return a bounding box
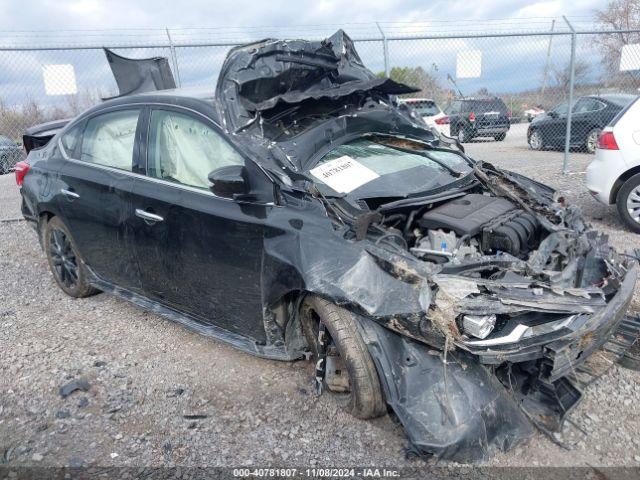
[376,23,390,78]
[539,19,555,106]
[166,28,182,87]
[562,16,576,175]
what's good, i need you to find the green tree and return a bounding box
[378,66,445,102]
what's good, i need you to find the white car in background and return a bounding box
[523,106,545,122]
[586,95,640,232]
[400,98,450,135]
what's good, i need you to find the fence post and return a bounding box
[562,16,576,175]
[376,23,390,77]
[166,28,182,87]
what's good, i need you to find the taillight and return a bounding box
[435,116,450,125]
[597,131,619,150]
[469,111,476,122]
[15,161,30,186]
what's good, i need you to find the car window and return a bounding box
[472,99,507,113]
[147,109,244,190]
[407,100,440,116]
[60,125,81,156]
[308,138,471,196]
[572,98,605,114]
[80,110,140,171]
[553,103,569,115]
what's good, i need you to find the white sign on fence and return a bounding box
[42,64,78,95]
[456,50,482,79]
[620,44,640,72]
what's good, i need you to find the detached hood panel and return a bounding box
[215,30,418,131]
[104,48,176,99]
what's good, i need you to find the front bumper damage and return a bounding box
[354,264,637,462]
[305,163,639,462]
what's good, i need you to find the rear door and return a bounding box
[570,97,606,145]
[129,106,274,342]
[57,107,143,292]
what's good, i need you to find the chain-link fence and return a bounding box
[1,20,639,174]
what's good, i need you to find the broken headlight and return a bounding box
[462,314,496,339]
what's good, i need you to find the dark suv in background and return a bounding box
[527,94,637,154]
[444,97,510,143]
[0,135,24,174]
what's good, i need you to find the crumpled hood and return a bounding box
[215,30,418,131]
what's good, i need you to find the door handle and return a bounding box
[61,188,80,199]
[135,209,164,223]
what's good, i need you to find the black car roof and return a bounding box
[78,86,219,123]
[592,93,638,107]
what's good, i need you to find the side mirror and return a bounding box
[548,110,559,118]
[208,165,248,199]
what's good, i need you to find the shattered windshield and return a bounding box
[308,138,471,197]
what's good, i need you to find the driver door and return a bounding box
[542,102,569,146]
[129,106,274,342]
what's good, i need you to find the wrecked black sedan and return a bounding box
[17,31,639,461]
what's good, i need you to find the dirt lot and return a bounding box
[1,123,640,469]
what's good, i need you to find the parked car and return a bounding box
[399,98,449,135]
[586,95,640,232]
[443,97,510,143]
[0,135,23,174]
[527,94,636,154]
[16,31,639,463]
[523,105,545,122]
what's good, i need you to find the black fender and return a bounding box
[354,318,534,462]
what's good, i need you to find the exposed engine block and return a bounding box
[415,193,540,259]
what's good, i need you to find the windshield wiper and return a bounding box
[376,174,478,212]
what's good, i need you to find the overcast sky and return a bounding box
[0,0,605,32]
[0,0,612,118]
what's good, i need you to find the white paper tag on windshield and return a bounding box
[309,155,379,193]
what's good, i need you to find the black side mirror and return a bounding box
[548,110,558,118]
[208,165,248,199]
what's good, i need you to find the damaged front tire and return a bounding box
[300,296,386,419]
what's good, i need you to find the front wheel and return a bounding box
[616,174,640,234]
[494,132,506,141]
[585,128,601,154]
[44,216,99,298]
[528,129,544,150]
[300,296,386,419]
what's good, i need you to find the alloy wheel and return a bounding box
[529,130,543,150]
[48,228,79,289]
[626,186,640,224]
[586,129,600,154]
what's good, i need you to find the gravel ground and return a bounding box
[1,126,640,469]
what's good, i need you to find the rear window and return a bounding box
[610,96,639,127]
[465,99,507,113]
[405,100,440,116]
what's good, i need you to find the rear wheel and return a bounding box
[494,132,506,141]
[616,174,640,234]
[528,129,544,150]
[300,296,386,419]
[585,128,601,154]
[457,127,472,143]
[44,216,99,298]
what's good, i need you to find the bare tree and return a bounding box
[551,60,590,95]
[594,0,640,84]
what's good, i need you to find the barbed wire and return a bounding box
[0,17,622,49]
